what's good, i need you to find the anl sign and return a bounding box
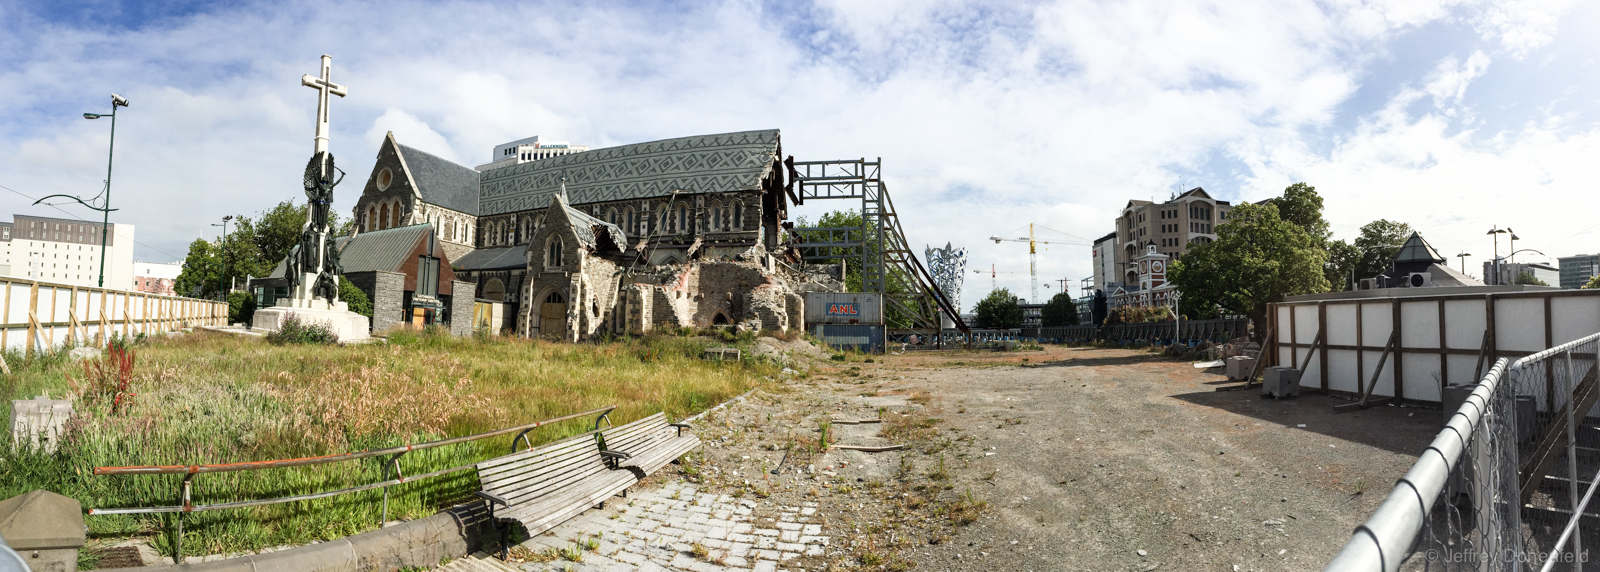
[827,303,859,316]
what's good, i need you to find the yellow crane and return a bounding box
[989,223,1091,303]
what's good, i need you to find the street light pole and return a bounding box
[85,95,128,289]
[211,216,233,299]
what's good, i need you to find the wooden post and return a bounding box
[26,281,38,357]
[1356,302,1365,392]
[47,284,57,349]
[1289,304,1298,371]
[99,287,108,345]
[1437,300,1448,392]
[1318,302,1329,393]
[1392,298,1405,402]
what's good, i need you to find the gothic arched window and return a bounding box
[546,237,564,268]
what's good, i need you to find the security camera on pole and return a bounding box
[250,55,369,340]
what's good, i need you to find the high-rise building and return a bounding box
[476,135,590,172]
[1482,260,1560,286]
[1112,187,1231,287]
[1091,231,1117,292]
[1559,254,1600,289]
[0,215,136,289]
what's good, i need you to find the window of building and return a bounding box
[732,202,743,229]
[676,203,688,234]
[417,255,439,297]
[546,237,564,268]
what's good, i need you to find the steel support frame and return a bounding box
[788,159,969,336]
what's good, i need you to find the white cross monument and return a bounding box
[252,54,369,340]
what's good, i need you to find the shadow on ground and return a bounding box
[1168,389,1442,457]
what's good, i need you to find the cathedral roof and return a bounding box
[452,244,528,271]
[397,144,481,216]
[476,129,781,216]
[555,194,629,252]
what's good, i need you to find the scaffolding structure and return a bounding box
[786,158,970,339]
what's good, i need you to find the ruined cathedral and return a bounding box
[349,129,840,340]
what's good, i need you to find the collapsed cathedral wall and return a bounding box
[574,252,623,340]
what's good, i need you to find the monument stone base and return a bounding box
[253,298,370,342]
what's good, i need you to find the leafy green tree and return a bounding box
[1585,275,1600,289]
[973,288,1022,329]
[1041,291,1079,326]
[1273,182,1332,244]
[1514,271,1549,286]
[339,276,373,317]
[792,210,871,292]
[1169,202,1329,339]
[1322,239,1362,292]
[227,290,256,325]
[1177,293,1220,320]
[1353,219,1412,281]
[174,238,222,299]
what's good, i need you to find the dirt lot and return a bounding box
[677,344,1444,571]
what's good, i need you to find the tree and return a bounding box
[1514,271,1549,286]
[1168,202,1329,339]
[1273,183,1331,245]
[1585,275,1600,289]
[792,210,871,293]
[1323,239,1362,292]
[174,238,222,299]
[1041,291,1079,327]
[973,288,1022,329]
[1353,219,1412,282]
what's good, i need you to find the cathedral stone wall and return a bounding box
[448,280,474,337]
[344,270,405,333]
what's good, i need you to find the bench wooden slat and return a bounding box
[477,429,602,472]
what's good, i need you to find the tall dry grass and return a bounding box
[0,328,770,559]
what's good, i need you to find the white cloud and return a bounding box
[0,0,1589,302]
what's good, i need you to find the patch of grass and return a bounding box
[0,330,770,560]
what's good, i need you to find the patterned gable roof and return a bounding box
[477,129,780,216]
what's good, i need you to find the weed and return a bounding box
[690,543,710,559]
[264,312,339,345]
[928,455,950,481]
[561,543,584,562]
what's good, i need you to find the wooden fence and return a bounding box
[1268,286,1600,403]
[0,277,228,355]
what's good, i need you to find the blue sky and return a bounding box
[0,0,1595,307]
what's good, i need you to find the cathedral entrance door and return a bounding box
[541,291,567,337]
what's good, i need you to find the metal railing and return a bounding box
[1325,331,1600,571]
[89,405,615,563]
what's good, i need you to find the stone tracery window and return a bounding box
[546,237,564,268]
[676,203,688,234]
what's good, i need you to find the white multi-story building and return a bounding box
[475,135,590,171]
[1091,231,1117,292]
[0,215,136,290]
[133,261,182,296]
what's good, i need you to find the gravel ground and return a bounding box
[672,344,1443,572]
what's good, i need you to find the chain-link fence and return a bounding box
[1325,332,1600,572]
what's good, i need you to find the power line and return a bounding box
[0,181,186,261]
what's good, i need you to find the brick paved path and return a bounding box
[513,480,828,572]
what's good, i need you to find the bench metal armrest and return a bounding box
[670,422,693,437]
[600,450,632,460]
[476,490,509,508]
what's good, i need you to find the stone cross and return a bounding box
[300,54,347,158]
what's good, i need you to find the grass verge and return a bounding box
[0,328,773,560]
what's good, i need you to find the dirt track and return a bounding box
[680,345,1444,571]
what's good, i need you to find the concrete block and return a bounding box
[1263,366,1300,398]
[0,489,85,572]
[1226,356,1257,381]
[11,396,73,453]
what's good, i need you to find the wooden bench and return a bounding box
[474,429,634,545]
[599,412,700,478]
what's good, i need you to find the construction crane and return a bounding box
[990,223,1091,303]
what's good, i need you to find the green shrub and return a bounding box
[227,291,256,325]
[339,277,373,318]
[264,313,340,345]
